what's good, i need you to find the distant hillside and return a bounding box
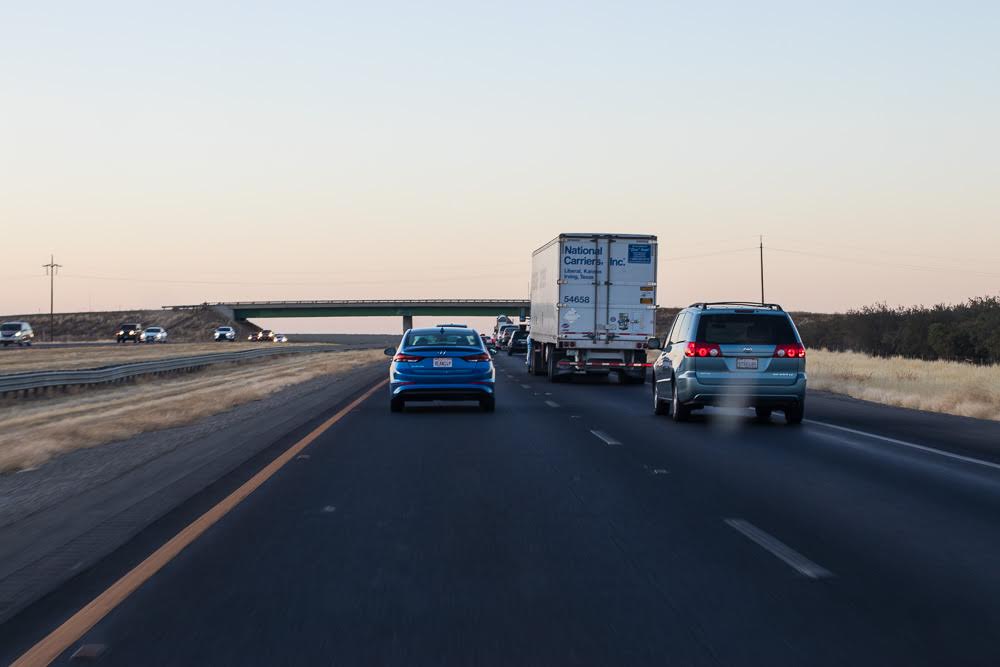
[0,306,260,343]
[654,307,682,333]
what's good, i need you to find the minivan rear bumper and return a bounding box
[676,371,806,407]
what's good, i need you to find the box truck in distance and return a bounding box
[528,233,658,383]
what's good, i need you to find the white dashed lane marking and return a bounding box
[724,518,832,579]
[545,400,560,408]
[590,430,621,446]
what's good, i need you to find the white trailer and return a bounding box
[528,233,657,383]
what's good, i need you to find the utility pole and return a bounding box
[43,255,62,342]
[759,235,765,305]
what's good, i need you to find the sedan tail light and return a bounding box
[462,353,492,362]
[392,353,423,363]
[685,342,722,358]
[774,343,806,358]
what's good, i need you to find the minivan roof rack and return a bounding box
[689,302,784,311]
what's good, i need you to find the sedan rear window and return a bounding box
[405,332,481,347]
[696,314,797,345]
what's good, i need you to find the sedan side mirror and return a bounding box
[646,337,661,349]
[383,347,396,357]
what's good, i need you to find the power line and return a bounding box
[768,247,1000,278]
[775,236,1000,266]
[56,271,525,287]
[663,247,758,261]
[61,260,531,278]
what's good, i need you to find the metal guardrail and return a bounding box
[0,345,348,397]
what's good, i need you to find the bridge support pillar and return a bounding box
[402,315,413,332]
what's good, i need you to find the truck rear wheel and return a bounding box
[530,345,546,376]
[546,347,567,382]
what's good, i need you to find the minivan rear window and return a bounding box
[1,323,20,332]
[696,314,797,345]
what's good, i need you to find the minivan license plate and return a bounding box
[736,357,758,370]
[433,358,453,368]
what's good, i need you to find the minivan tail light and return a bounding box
[462,353,491,362]
[393,353,423,363]
[686,342,722,358]
[774,343,806,359]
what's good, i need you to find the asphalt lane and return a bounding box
[12,354,1000,665]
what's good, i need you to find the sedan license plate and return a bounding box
[736,357,758,370]
[432,358,453,368]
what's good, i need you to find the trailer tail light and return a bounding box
[774,343,806,359]
[685,342,722,358]
[392,353,423,363]
[462,353,491,362]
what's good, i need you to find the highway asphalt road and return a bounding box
[4,353,1000,665]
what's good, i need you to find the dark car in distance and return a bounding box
[117,323,143,344]
[508,329,529,355]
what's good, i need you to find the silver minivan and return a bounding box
[650,303,807,423]
[0,321,34,347]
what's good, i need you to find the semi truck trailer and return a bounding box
[528,233,658,383]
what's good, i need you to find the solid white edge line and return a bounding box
[545,400,560,408]
[590,429,621,446]
[805,419,1000,472]
[724,518,832,579]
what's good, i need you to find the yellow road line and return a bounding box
[13,379,387,667]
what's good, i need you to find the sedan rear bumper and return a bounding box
[391,383,494,401]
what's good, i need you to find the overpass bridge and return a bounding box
[165,300,530,332]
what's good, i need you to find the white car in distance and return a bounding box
[142,327,168,343]
[214,326,237,342]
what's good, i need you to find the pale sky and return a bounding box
[2,2,998,333]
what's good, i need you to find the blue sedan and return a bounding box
[385,327,496,412]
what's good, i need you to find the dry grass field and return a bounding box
[0,342,333,374]
[0,349,383,473]
[808,349,1000,421]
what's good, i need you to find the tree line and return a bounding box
[793,296,1000,365]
